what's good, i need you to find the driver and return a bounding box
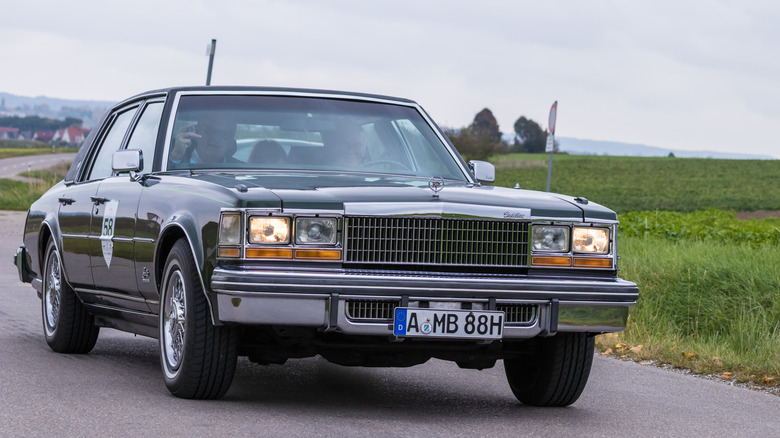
[170,114,238,165]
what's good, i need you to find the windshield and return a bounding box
[166,94,467,181]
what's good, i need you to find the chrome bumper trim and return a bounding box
[211,267,636,337]
[211,267,639,302]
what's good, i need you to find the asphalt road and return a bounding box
[2,209,780,436]
[0,153,77,181]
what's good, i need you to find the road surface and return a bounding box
[0,153,77,181]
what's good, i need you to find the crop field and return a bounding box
[493,154,780,213]
[0,142,79,159]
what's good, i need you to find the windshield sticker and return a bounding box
[100,200,118,268]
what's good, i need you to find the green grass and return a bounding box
[598,210,780,386]
[0,147,79,159]
[0,162,69,210]
[619,209,780,245]
[493,154,780,213]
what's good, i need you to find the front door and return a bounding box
[89,176,149,312]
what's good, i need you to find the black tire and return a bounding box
[42,238,99,354]
[159,238,238,399]
[504,333,594,407]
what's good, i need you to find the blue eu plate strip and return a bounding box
[394,308,407,336]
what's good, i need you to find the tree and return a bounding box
[472,108,502,143]
[512,116,547,153]
[0,115,83,132]
[446,108,507,161]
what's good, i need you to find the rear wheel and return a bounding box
[42,238,99,353]
[159,238,238,399]
[504,333,594,407]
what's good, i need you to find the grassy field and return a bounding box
[0,139,79,159]
[493,154,780,213]
[493,155,780,386]
[0,162,69,210]
[598,210,780,386]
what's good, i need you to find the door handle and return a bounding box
[90,196,108,205]
[58,197,75,205]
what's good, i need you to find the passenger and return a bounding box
[170,114,238,165]
[248,140,286,165]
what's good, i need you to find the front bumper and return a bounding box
[210,266,638,339]
[14,245,35,284]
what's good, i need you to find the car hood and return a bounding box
[191,172,616,221]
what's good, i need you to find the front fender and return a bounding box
[157,212,222,325]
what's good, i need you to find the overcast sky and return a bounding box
[2,0,778,157]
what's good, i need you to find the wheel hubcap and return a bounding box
[163,270,186,370]
[44,251,61,332]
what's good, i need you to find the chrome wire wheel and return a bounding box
[159,238,238,399]
[163,270,187,374]
[41,238,100,354]
[44,248,62,336]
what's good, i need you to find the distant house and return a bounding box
[52,126,90,144]
[0,126,20,139]
[33,130,55,143]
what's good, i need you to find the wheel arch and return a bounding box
[36,220,67,295]
[155,220,220,325]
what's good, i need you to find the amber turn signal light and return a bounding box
[294,249,342,261]
[531,255,572,267]
[217,247,240,258]
[573,257,613,269]
[246,248,293,259]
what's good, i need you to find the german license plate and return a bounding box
[393,308,504,339]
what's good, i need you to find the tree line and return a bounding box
[0,115,84,132]
[445,108,556,160]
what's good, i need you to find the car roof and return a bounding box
[119,86,418,107]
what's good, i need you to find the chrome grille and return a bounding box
[345,217,529,267]
[345,299,400,321]
[496,304,538,325]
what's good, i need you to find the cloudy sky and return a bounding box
[2,0,778,157]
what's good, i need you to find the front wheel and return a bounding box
[504,333,594,407]
[42,238,99,353]
[159,238,237,399]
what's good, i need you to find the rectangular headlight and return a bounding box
[295,217,337,245]
[249,217,290,244]
[219,212,242,245]
[573,227,610,254]
[532,225,570,252]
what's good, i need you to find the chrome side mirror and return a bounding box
[469,160,495,185]
[112,149,143,181]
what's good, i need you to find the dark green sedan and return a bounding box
[14,86,638,405]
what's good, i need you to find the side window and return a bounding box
[88,107,138,180]
[126,102,164,174]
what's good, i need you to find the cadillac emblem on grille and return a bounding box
[428,177,444,198]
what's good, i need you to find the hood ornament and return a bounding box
[428,177,444,198]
